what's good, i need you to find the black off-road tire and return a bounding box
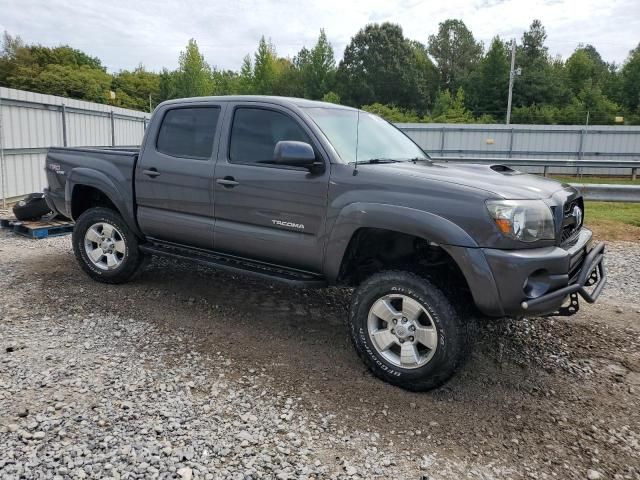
[13,193,52,220]
[72,207,144,284]
[349,270,467,391]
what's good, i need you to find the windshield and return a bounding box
[303,107,429,164]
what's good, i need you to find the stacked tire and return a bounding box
[12,193,52,220]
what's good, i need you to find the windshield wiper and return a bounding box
[350,158,404,165]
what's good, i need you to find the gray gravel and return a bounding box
[0,299,414,479]
[1,226,639,480]
[601,241,640,308]
[0,231,489,479]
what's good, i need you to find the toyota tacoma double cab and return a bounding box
[44,96,606,391]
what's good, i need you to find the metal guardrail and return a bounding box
[431,156,640,180]
[569,184,640,203]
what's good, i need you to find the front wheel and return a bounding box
[349,271,467,391]
[72,207,144,284]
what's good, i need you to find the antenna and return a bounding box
[353,109,360,176]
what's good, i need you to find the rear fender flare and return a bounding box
[66,168,141,237]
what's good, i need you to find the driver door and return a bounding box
[213,103,329,271]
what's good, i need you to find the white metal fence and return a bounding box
[0,87,148,204]
[398,123,640,176]
[1,88,640,205]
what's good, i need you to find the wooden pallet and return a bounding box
[0,215,74,239]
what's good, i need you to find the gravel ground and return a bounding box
[0,228,639,480]
[600,241,640,309]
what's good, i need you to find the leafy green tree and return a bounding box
[513,20,567,107]
[322,91,341,104]
[362,103,422,122]
[620,44,640,118]
[431,89,475,123]
[565,46,609,95]
[11,63,111,102]
[253,36,278,94]
[175,39,213,98]
[294,29,336,99]
[111,65,160,111]
[158,67,178,101]
[0,31,25,85]
[410,40,439,110]
[211,69,241,95]
[237,55,255,94]
[510,104,561,124]
[427,19,482,93]
[559,84,620,125]
[466,37,509,120]
[1,31,110,101]
[337,23,434,112]
[273,57,304,97]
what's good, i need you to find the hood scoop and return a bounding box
[490,164,521,175]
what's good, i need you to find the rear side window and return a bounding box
[229,107,311,165]
[156,107,220,159]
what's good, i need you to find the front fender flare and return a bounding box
[323,202,478,282]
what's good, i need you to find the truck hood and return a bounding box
[377,161,570,200]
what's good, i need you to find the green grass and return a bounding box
[583,201,640,241]
[549,175,639,185]
[585,201,640,227]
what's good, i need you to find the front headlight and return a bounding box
[486,200,555,242]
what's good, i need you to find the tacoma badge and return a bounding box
[272,219,305,230]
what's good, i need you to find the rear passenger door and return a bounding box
[136,104,223,249]
[213,103,329,272]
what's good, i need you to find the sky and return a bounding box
[1,0,639,73]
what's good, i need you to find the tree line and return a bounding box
[1,20,639,125]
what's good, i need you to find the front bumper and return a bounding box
[445,228,606,317]
[520,241,605,315]
[481,228,605,316]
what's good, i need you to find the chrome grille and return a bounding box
[560,197,584,245]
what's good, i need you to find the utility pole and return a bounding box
[506,38,517,125]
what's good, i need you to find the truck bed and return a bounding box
[45,146,140,221]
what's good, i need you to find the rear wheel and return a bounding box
[72,207,144,284]
[349,270,467,391]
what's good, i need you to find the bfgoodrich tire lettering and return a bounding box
[72,207,144,284]
[349,270,467,391]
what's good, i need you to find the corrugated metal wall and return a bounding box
[0,87,148,202]
[2,89,640,204]
[397,123,640,175]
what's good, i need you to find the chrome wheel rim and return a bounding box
[367,294,438,369]
[84,222,126,271]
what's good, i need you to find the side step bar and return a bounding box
[139,241,327,288]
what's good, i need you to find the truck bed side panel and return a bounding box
[45,147,140,235]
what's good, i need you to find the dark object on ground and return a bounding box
[13,193,52,220]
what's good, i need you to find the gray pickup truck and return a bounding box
[44,96,606,391]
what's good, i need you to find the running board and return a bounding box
[139,241,327,288]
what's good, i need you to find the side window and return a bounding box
[229,107,312,165]
[156,107,220,159]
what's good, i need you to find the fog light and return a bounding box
[523,269,551,299]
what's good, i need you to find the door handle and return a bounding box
[143,168,160,178]
[216,176,239,187]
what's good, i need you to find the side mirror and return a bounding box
[273,141,323,172]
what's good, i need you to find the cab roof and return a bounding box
[159,95,358,111]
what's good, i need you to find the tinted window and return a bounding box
[157,107,220,159]
[229,108,311,165]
